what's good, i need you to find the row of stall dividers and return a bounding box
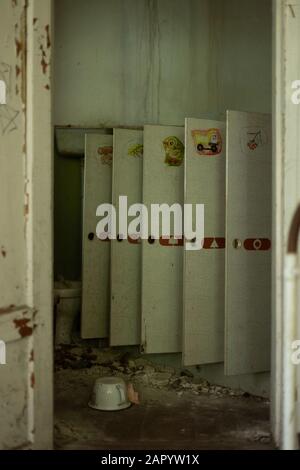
[81,111,271,376]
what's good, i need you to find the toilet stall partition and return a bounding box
[110,129,143,346]
[141,125,184,354]
[183,118,226,366]
[81,134,113,338]
[225,111,272,375]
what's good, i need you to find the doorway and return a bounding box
[52,0,276,450]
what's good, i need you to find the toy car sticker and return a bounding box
[244,238,271,251]
[240,127,268,155]
[163,136,184,166]
[98,146,113,165]
[191,128,222,156]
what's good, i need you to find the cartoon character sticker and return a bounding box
[192,128,222,156]
[163,136,184,166]
[98,146,113,165]
[128,143,143,158]
[240,127,268,155]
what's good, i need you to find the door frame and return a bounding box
[23,0,300,450]
[26,0,53,449]
[271,0,284,447]
[272,0,300,449]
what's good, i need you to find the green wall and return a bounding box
[54,149,82,281]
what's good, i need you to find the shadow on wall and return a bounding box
[54,146,83,281]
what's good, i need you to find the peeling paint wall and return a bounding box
[0,0,53,450]
[26,0,53,449]
[0,306,34,449]
[0,0,27,309]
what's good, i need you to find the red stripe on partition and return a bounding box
[244,238,271,251]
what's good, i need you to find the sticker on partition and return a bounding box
[240,127,268,154]
[203,237,226,249]
[163,136,184,166]
[244,238,271,251]
[98,146,113,165]
[128,235,141,244]
[159,236,184,247]
[192,128,222,156]
[128,143,143,158]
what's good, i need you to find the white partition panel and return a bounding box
[183,118,226,366]
[142,125,184,353]
[225,111,271,375]
[81,134,113,338]
[110,129,143,346]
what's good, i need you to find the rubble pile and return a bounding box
[55,344,265,401]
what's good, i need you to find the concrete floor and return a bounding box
[54,347,275,450]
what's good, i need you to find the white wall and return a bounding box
[54,0,271,127]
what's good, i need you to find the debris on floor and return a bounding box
[54,344,266,400]
[127,383,140,405]
[54,343,273,450]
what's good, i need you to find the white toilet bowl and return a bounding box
[54,280,81,345]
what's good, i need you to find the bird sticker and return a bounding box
[192,128,222,156]
[128,143,143,158]
[163,136,184,166]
